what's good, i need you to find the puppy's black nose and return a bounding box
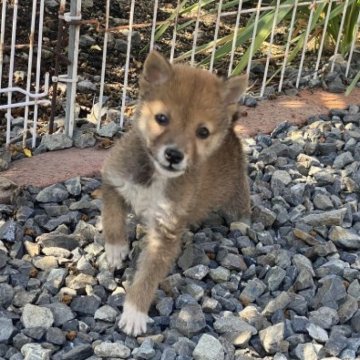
[164,148,184,164]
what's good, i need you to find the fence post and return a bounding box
[64,0,81,138]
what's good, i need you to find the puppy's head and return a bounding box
[135,51,247,178]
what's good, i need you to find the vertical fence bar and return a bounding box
[120,0,136,128]
[345,11,360,77]
[228,0,243,76]
[31,0,46,148]
[150,0,159,51]
[209,0,223,72]
[246,0,262,76]
[23,0,38,147]
[260,0,280,97]
[313,0,332,79]
[65,0,81,138]
[0,0,7,91]
[278,0,298,92]
[190,0,202,67]
[6,0,18,146]
[49,0,66,134]
[96,0,110,131]
[170,0,180,63]
[330,0,349,72]
[295,1,315,88]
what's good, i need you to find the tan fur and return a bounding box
[101,51,250,336]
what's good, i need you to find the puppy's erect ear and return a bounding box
[143,51,173,85]
[224,74,248,104]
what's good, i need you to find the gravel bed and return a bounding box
[1,105,360,360]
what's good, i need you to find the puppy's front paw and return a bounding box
[119,302,153,336]
[105,242,129,270]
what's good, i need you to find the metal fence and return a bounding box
[1,0,359,147]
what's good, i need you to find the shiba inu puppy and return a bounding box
[101,51,250,336]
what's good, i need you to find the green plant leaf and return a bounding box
[345,69,360,96]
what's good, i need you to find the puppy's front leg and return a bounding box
[119,227,181,336]
[102,183,130,269]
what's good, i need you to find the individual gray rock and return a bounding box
[74,131,96,148]
[328,226,360,249]
[0,220,16,242]
[271,170,292,196]
[244,95,257,107]
[62,344,94,360]
[132,338,155,359]
[0,152,10,171]
[214,314,257,334]
[78,79,97,92]
[16,206,34,223]
[302,208,347,226]
[161,348,176,360]
[97,121,120,138]
[239,278,266,305]
[21,304,54,329]
[79,34,96,47]
[294,343,322,360]
[43,303,75,327]
[70,295,101,315]
[264,266,286,291]
[66,273,97,289]
[35,184,69,203]
[172,304,206,337]
[40,133,73,151]
[94,342,131,358]
[114,39,128,52]
[156,297,174,316]
[0,318,15,343]
[294,269,315,291]
[324,334,347,356]
[44,268,67,293]
[333,151,354,169]
[259,322,288,354]
[312,275,347,309]
[337,295,358,323]
[193,334,224,360]
[0,283,14,308]
[21,343,52,360]
[94,305,118,322]
[177,245,210,271]
[173,337,195,357]
[64,177,81,196]
[327,75,346,93]
[306,323,328,343]
[183,264,209,280]
[313,193,333,210]
[309,307,339,329]
[220,253,247,271]
[209,267,230,282]
[36,233,80,250]
[252,205,277,227]
[262,292,291,317]
[45,327,65,345]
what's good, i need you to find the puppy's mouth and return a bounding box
[152,159,186,178]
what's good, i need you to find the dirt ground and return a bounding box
[2,88,360,188]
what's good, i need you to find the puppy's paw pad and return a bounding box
[119,302,153,337]
[105,243,129,269]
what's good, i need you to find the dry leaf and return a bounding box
[91,188,102,199]
[23,148,32,157]
[96,138,113,149]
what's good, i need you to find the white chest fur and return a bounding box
[110,173,172,223]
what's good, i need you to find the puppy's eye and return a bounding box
[155,113,169,126]
[196,126,210,139]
